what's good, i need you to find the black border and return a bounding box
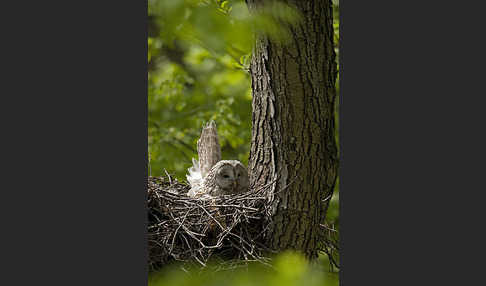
[3,0,148,284]
[340,1,484,285]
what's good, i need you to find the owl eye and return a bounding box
[223,174,230,178]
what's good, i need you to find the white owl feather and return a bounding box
[186,158,203,197]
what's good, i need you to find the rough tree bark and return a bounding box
[246,0,338,259]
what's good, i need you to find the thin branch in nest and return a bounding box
[164,169,173,185]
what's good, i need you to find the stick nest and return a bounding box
[148,175,271,272]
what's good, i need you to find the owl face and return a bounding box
[214,161,249,194]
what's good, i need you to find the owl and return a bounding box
[202,160,249,196]
[186,121,249,197]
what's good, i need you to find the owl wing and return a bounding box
[197,120,221,178]
[186,121,222,198]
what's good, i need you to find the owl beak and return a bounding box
[233,180,238,189]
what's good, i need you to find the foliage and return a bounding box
[149,251,339,286]
[148,0,301,180]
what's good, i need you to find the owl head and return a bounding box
[212,160,249,194]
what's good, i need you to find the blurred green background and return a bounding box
[148,0,339,284]
[149,251,339,286]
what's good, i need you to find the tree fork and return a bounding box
[246,0,338,259]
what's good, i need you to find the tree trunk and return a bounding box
[246,0,338,259]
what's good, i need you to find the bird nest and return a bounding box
[148,175,272,272]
